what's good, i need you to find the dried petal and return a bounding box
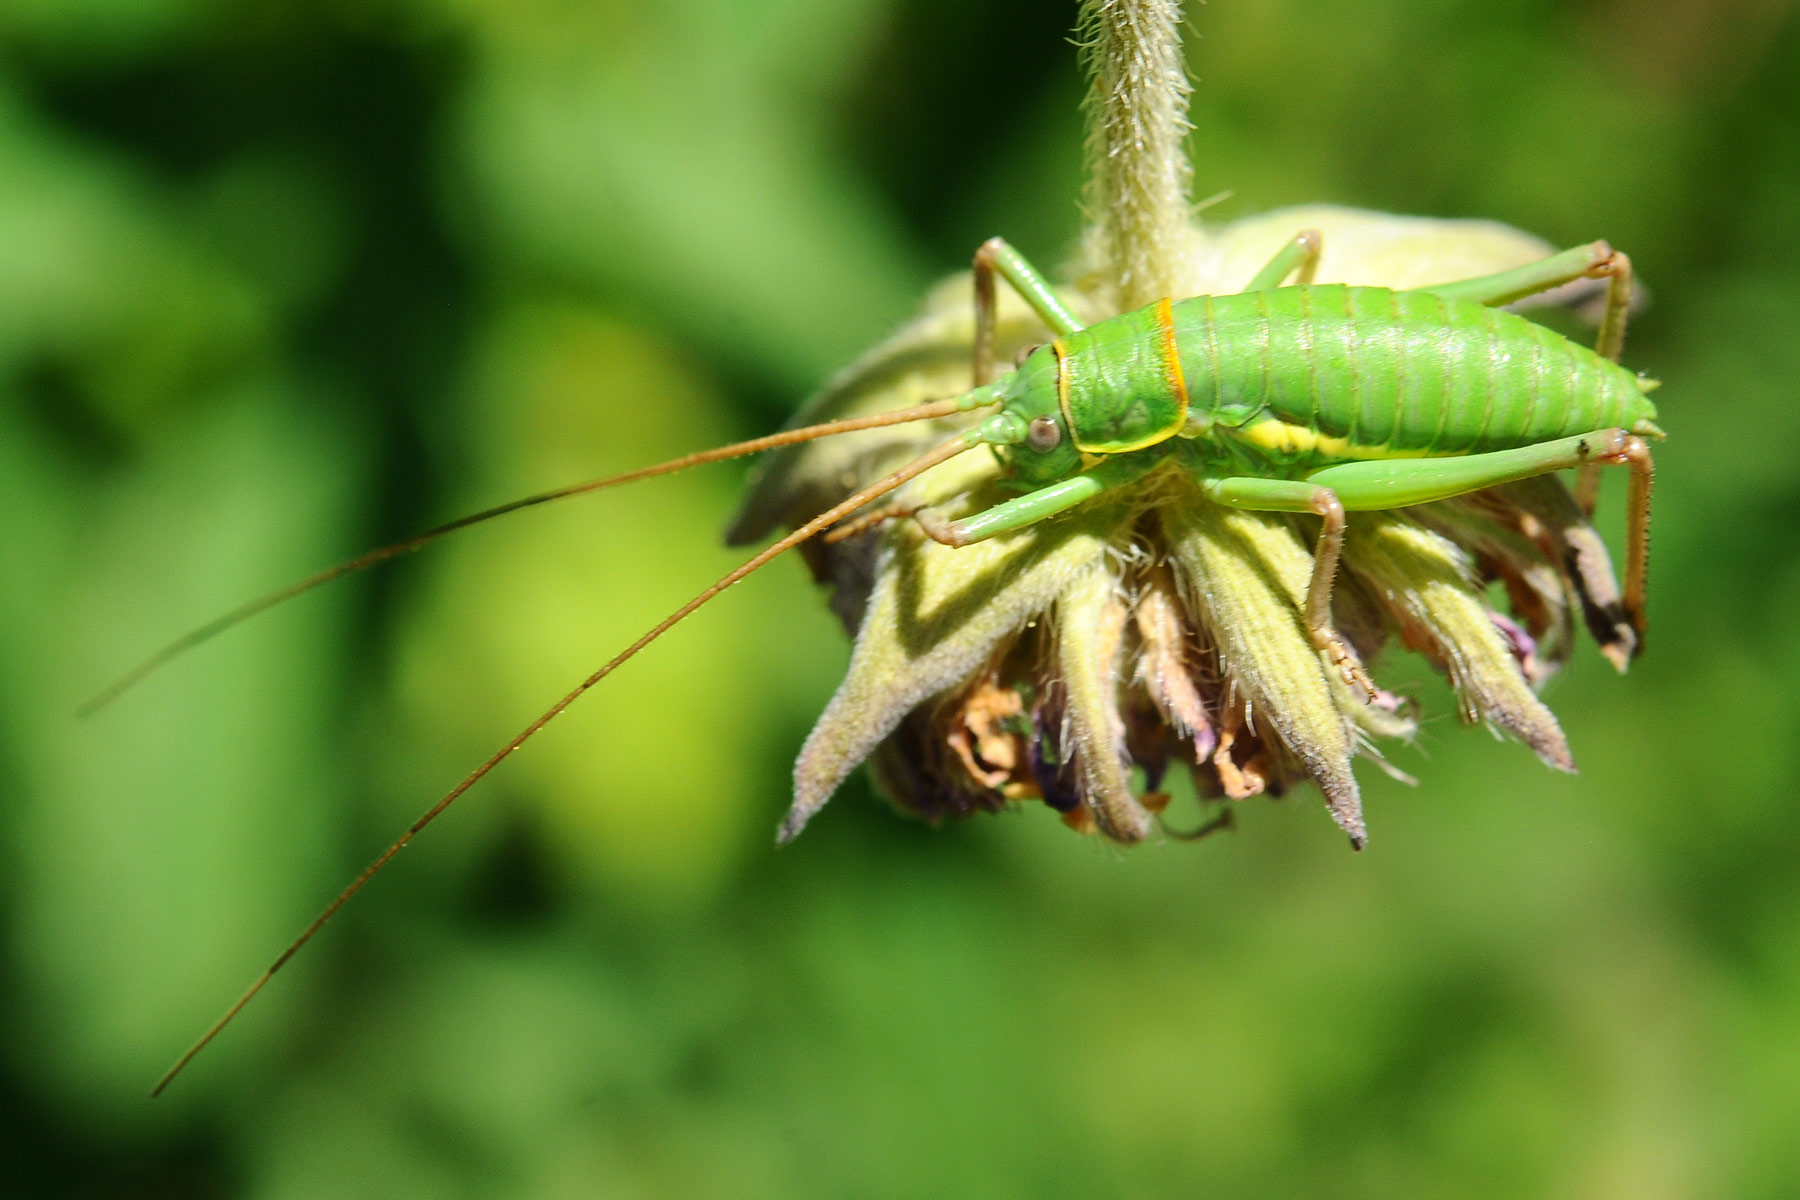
[1490,611,1549,689]
[1211,699,1274,801]
[1475,476,1637,671]
[1341,514,1574,772]
[1029,692,1084,820]
[945,673,1030,790]
[1054,560,1152,842]
[780,473,1126,842]
[1133,566,1216,761]
[1160,482,1366,847]
[1415,499,1576,679]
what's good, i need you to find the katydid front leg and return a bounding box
[913,452,1164,547]
[971,237,1087,387]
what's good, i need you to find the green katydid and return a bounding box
[96,227,1657,1094]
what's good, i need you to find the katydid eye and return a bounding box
[1027,415,1063,452]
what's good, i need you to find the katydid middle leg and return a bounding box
[1195,475,1375,698]
[1417,240,1637,514]
[1242,228,1323,292]
[1578,250,1635,512]
[1420,240,1628,321]
[1305,428,1654,648]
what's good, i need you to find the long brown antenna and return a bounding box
[82,397,982,717]
[150,432,979,1097]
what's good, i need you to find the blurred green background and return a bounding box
[4,0,1798,1195]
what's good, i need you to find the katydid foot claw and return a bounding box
[913,507,969,548]
[1318,632,1380,702]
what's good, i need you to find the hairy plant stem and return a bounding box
[1080,0,1197,310]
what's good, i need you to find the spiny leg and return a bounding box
[1305,429,1654,657]
[972,237,1087,386]
[1619,435,1653,645]
[1242,228,1323,292]
[1196,475,1375,698]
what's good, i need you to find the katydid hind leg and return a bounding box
[1573,462,1603,517]
[1592,249,1634,363]
[1305,429,1653,661]
[1306,429,1634,509]
[971,237,1086,386]
[1618,435,1652,651]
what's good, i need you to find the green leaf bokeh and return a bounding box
[5,0,1800,1195]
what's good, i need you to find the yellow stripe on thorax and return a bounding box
[1051,338,1073,433]
[1153,296,1190,420]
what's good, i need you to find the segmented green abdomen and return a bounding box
[1175,285,1657,459]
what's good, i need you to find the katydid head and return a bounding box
[979,344,1084,485]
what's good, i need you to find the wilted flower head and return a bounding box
[729,205,1640,849]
